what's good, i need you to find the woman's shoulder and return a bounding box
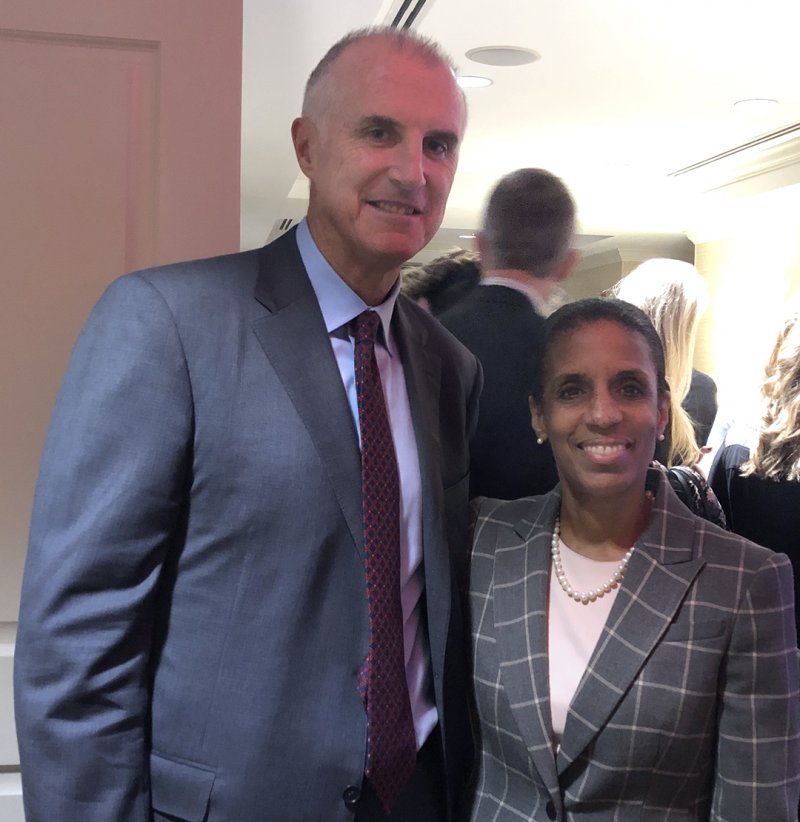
[470,493,556,567]
[469,493,555,596]
[472,493,552,528]
[652,466,783,569]
[682,506,791,582]
[718,442,751,470]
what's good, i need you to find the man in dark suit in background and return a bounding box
[14,27,481,822]
[683,367,718,447]
[440,168,577,499]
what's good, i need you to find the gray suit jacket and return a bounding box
[14,228,482,821]
[469,469,800,820]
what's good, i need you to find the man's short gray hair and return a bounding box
[302,26,459,117]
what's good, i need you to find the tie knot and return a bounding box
[354,310,381,345]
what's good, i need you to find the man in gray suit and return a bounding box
[14,27,481,822]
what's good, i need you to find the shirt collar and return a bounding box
[295,218,399,352]
[481,275,550,317]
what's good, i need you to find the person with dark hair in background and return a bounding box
[683,367,718,448]
[710,310,800,639]
[14,27,482,822]
[401,249,481,317]
[440,168,578,499]
[469,297,799,820]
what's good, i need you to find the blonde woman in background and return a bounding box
[609,259,715,467]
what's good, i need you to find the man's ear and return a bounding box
[475,232,487,266]
[291,117,315,177]
[554,248,579,283]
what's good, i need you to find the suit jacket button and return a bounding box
[545,799,557,819]
[342,785,360,813]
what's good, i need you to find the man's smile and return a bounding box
[368,200,423,215]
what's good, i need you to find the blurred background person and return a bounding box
[683,368,717,450]
[400,249,481,317]
[699,386,761,478]
[440,168,578,499]
[609,259,726,525]
[469,297,799,820]
[709,310,800,637]
[609,258,716,465]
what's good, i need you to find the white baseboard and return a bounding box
[0,623,19,765]
[0,773,24,822]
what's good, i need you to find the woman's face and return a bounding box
[530,319,669,504]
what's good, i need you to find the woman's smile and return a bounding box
[578,438,632,464]
[531,319,669,503]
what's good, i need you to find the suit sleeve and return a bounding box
[14,273,193,821]
[713,550,800,819]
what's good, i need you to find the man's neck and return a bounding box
[303,215,402,306]
[483,268,551,301]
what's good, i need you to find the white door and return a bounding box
[0,3,243,816]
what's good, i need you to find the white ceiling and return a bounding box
[240,0,800,257]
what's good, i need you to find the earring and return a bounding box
[536,437,545,445]
[657,433,665,441]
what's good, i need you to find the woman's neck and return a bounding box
[558,489,653,561]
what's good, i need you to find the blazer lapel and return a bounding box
[393,302,451,666]
[493,492,562,793]
[557,470,705,773]
[250,231,364,553]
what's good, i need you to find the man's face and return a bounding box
[293,38,466,295]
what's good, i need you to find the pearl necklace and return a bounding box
[551,515,635,605]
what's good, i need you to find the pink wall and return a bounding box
[0,0,244,619]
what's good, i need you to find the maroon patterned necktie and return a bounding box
[353,310,417,813]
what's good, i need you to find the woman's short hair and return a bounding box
[529,297,669,407]
[742,312,800,481]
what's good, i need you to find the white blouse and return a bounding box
[547,539,623,745]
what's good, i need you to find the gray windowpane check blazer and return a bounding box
[469,467,800,821]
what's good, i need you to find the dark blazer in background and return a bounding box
[682,368,718,447]
[440,284,558,500]
[469,468,800,820]
[709,442,800,638]
[14,228,482,822]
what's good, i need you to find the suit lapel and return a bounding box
[557,470,705,773]
[250,230,364,553]
[393,301,450,668]
[493,493,562,792]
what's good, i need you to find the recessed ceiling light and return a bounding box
[734,98,779,113]
[465,46,540,67]
[456,75,493,89]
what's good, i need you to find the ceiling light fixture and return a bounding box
[465,45,540,67]
[733,98,779,113]
[456,75,493,89]
[458,233,477,239]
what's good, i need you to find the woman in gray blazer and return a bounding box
[468,298,800,821]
